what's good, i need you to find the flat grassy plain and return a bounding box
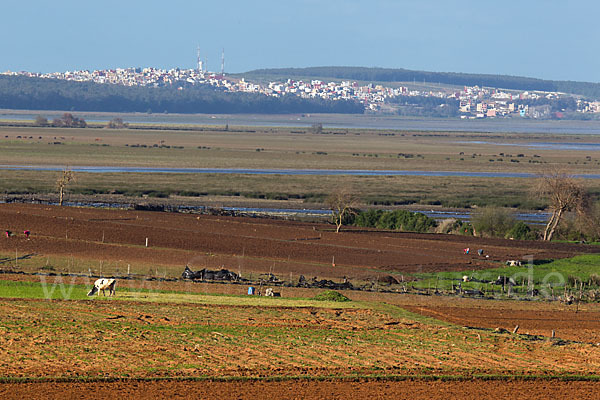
[2,125,600,171]
[1,125,600,209]
[0,169,556,208]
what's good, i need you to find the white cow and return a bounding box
[264,288,281,297]
[506,260,522,267]
[87,278,116,296]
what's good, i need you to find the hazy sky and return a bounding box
[2,0,599,82]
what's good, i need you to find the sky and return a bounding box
[2,0,600,82]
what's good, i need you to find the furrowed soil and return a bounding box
[2,203,600,398]
[1,297,600,381]
[402,299,600,344]
[0,203,596,280]
[2,379,599,400]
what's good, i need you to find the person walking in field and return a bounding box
[4,230,10,238]
[24,230,30,239]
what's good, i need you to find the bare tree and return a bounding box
[34,115,48,126]
[326,188,359,233]
[57,168,76,206]
[52,113,87,128]
[107,117,128,129]
[310,123,323,134]
[536,169,587,241]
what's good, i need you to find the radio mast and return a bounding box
[197,46,204,73]
[221,48,225,76]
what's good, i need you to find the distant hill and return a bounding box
[242,66,600,100]
[0,75,363,114]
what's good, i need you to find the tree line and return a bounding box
[0,75,363,114]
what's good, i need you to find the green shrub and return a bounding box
[555,214,587,242]
[589,274,600,286]
[312,290,351,302]
[354,209,437,233]
[436,218,473,235]
[355,209,384,228]
[506,221,537,240]
[472,207,516,238]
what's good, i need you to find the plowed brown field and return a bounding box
[1,379,598,400]
[403,300,600,344]
[1,203,596,280]
[3,203,600,398]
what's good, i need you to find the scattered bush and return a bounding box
[506,221,537,240]
[52,113,86,128]
[34,115,48,126]
[589,274,600,287]
[354,209,437,233]
[310,123,323,134]
[554,213,587,242]
[472,207,516,238]
[107,117,128,129]
[567,275,579,287]
[436,218,473,235]
[312,290,350,302]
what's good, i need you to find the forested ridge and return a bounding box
[244,66,600,99]
[0,75,363,114]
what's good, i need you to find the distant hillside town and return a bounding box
[3,66,600,118]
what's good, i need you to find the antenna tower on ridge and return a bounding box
[221,48,225,76]
[197,46,204,73]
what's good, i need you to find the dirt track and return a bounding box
[1,379,598,400]
[0,203,596,280]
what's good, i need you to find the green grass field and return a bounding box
[411,254,600,294]
[3,253,600,302]
[0,279,364,308]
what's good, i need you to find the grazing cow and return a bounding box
[264,288,281,297]
[87,278,116,296]
[561,294,575,305]
[494,276,516,286]
[506,260,522,267]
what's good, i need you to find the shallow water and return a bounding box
[0,199,548,224]
[3,112,600,134]
[2,165,600,179]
